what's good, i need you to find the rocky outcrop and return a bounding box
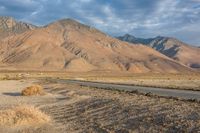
[0,16,36,39]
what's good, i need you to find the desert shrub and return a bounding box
[2,74,10,80]
[0,105,50,127]
[21,85,44,96]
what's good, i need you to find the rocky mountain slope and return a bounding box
[117,34,200,70]
[0,18,192,73]
[0,16,36,39]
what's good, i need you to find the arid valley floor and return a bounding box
[0,73,200,133]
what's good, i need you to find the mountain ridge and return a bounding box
[117,34,200,70]
[0,17,193,73]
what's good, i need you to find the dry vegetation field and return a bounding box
[82,73,200,91]
[0,72,199,132]
[1,71,200,90]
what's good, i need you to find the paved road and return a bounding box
[55,79,200,101]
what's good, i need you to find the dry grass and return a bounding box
[80,74,200,91]
[42,81,200,132]
[21,85,44,96]
[0,105,50,127]
[1,71,200,90]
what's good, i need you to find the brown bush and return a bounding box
[0,105,50,127]
[21,85,44,96]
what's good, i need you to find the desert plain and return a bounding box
[0,72,199,133]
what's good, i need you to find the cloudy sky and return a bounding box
[0,0,200,46]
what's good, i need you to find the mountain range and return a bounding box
[117,34,200,70]
[0,16,196,73]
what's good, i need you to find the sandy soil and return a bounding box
[0,79,200,132]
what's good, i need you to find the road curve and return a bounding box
[54,79,200,101]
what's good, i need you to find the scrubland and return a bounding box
[0,75,199,132]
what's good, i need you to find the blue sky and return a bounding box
[0,0,200,46]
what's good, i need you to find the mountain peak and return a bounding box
[0,16,36,39]
[54,18,83,27]
[117,34,153,45]
[117,34,136,42]
[0,16,17,28]
[58,18,80,23]
[155,36,165,39]
[123,34,135,38]
[46,18,106,36]
[0,16,14,20]
[47,18,87,28]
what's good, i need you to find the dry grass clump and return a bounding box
[21,85,44,96]
[0,105,50,127]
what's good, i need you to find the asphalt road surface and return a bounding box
[54,79,200,101]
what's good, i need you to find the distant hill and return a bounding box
[0,16,36,39]
[117,34,154,45]
[117,34,200,70]
[0,17,192,73]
